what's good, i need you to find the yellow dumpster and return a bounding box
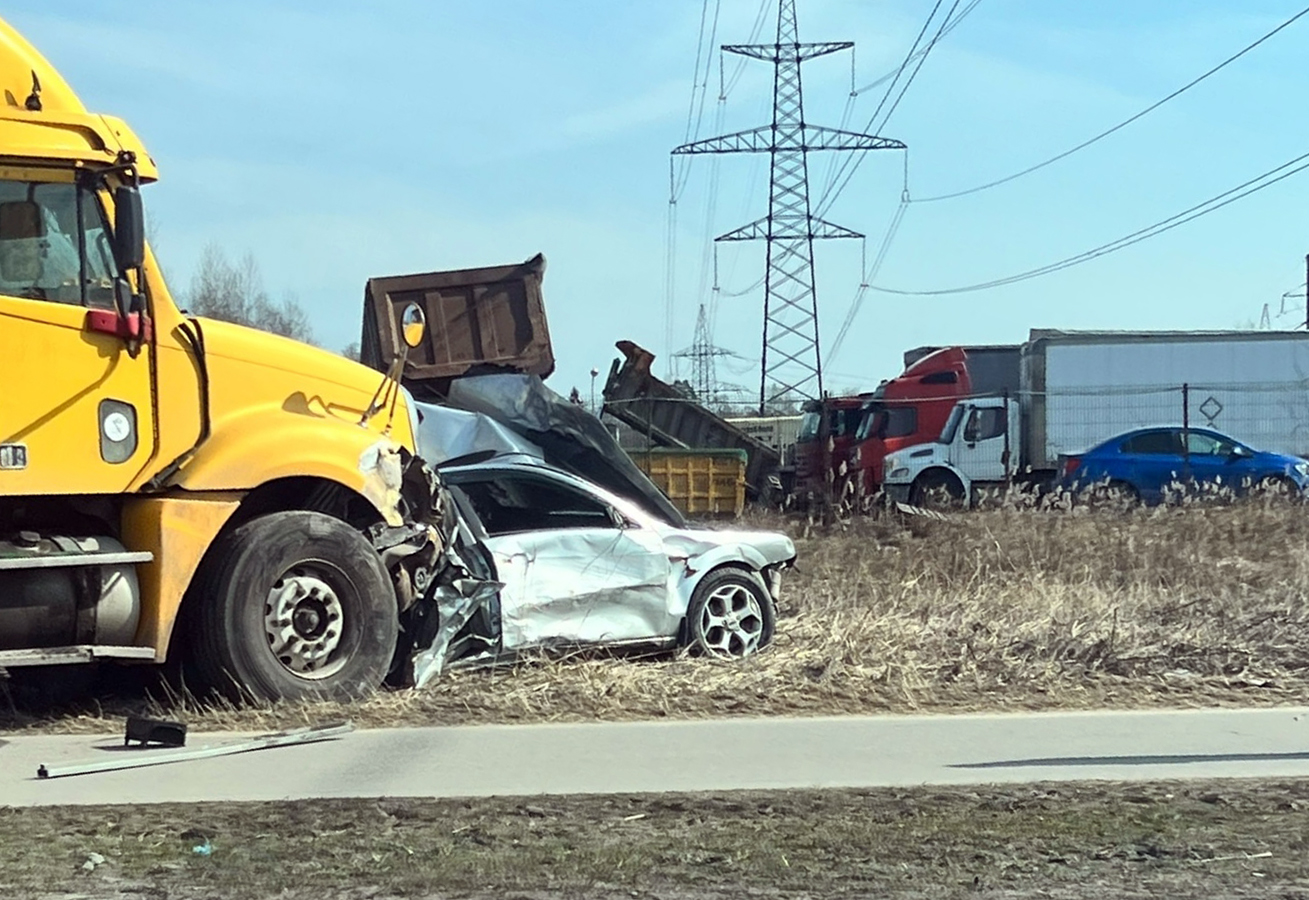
[631,448,748,518]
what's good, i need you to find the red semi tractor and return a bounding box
[791,345,1020,502]
[850,345,1021,497]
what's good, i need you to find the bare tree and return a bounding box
[340,342,361,361]
[186,243,315,345]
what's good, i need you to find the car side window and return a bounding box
[1185,433,1228,456]
[962,407,1006,443]
[1121,431,1182,455]
[453,475,616,536]
[0,179,116,309]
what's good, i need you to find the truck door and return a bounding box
[0,172,155,495]
[953,401,1013,484]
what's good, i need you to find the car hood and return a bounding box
[661,528,797,567]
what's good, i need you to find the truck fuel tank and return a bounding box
[0,535,143,649]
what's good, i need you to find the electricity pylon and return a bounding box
[672,0,904,413]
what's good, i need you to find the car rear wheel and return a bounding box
[1080,480,1139,509]
[686,568,775,660]
[188,511,398,702]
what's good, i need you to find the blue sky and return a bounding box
[9,1,1308,401]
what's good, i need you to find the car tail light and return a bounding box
[1061,456,1081,478]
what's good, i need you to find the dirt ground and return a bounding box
[3,779,1309,899]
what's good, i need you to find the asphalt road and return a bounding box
[3,707,1308,807]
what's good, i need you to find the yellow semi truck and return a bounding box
[0,19,446,701]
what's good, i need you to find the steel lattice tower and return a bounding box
[673,0,904,413]
[672,302,735,404]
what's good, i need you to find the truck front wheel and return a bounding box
[188,511,398,702]
[911,471,965,510]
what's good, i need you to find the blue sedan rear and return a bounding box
[1057,427,1309,504]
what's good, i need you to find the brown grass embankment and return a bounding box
[9,500,1309,733]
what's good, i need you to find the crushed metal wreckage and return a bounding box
[391,377,795,686]
[358,256,796,687]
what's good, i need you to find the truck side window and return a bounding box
[0,180,116,308]
[963,407,1006,443]
[881,407,918,438]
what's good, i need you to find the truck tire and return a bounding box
[188,511,398,702]
[685,567,775,659]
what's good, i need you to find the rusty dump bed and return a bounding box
[602,340,779,497]
[361,253,554,396]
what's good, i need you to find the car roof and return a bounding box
[1084,425,1235,452]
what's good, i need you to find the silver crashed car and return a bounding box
[428,459,795,673]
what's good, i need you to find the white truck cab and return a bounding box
[882,396,1020,507]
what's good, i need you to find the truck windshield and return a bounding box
[797,410,822,442]
[939,404,965,444]
[0,179,115,307]
[855,404,882,441]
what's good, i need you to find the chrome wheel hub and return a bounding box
[699,583,764,659]
[264,568,346,677]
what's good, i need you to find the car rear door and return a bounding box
[447,469,677,650]
[1118,430,1186,501]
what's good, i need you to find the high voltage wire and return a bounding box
[815,0,965,218]
[869,148,1309,296]
[827,4,1309,362]
[913,4,1309,203]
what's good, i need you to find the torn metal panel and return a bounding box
[446,373,686,527]
[410,401,543,466]
[412,578,501,688]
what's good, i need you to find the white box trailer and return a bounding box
[1025,330,1309,468]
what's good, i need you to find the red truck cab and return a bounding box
[850,348,974,494]
[793,396,865,498]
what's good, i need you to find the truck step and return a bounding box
[0,550,153,571]
[0,645,157,667]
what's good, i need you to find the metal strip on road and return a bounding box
[34,723,354,779]
[2,707,1308,808]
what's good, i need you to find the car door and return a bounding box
[1184,431,1252,493]
[0,171,155,495]
[1118,430,1185,501]
[447,469,677,650]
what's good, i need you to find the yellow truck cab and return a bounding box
[0,18,442,701]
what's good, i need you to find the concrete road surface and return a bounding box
[3,707,1309,807]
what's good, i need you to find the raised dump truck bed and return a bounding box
[601,340,780,499]
[360,253,554,398]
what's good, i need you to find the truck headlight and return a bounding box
[1295,461,1309,478]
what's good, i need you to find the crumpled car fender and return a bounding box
[662,529,796,606]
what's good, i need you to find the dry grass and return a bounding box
[7,499,1309,733]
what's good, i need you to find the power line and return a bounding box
[914,4,1309,203]
[869,148,1309,296]
[815,0,964,217]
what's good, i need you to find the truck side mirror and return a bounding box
[112,185,145,272]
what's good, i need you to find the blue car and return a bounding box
[1056,426,1309,504]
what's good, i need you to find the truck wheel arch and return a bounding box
[910,467,968,507]
[166,474,405,670]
